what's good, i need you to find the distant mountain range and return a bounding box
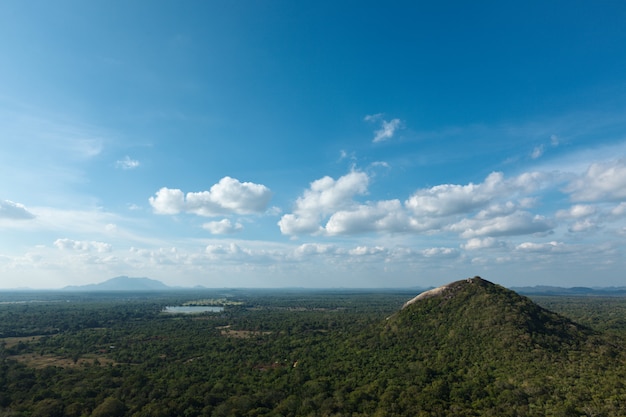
[511,285,626,296]
[27,276,626,294]
[62,276,176,291]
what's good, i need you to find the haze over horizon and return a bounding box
[1,1,626,289]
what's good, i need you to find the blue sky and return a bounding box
[1,1,626,289]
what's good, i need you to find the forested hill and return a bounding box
[360,276,623,414]
[388,276,595,352]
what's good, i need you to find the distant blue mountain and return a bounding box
[63,276,171,291]
[511,285,626,296]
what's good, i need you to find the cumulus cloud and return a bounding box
[54,238,112,253]
[567,158,626,202]
[556,204,596,219]
[149,188,185,214]
[405,171,546,217]
[325,200,409,235]
[116,156,140,170]
[0,200,35,220]
[405,177,496,217]
[277,213,323,236]
[364,114,403,143]
[474,200,533,220]
[293,243,336,258]
[568,219,598,233]
[203,242,279,264]
[202,219,243,234]
[421,247,459,258]
[555,204,600,234]
[515,241,567,253]
[349,246,386,256]
[278,171,369,235]
[461,237,504,250]
[451,211,553,239]
[205,243,244,259]
[149,177,272,217]
[280,170,553,239]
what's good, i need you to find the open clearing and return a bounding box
[1,335,45,348]
[9,353,115,369]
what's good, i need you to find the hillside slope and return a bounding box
[332,277,626,416]
[389,276,594,354]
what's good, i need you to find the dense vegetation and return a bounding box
[1,280,625,416]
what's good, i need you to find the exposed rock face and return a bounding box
[401,276,483,309]
[392,275,594,354]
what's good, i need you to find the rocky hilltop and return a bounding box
[401,275,485,308]
[360,276,624,415]
[389,276,594,353]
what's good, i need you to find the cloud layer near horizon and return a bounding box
[3,142,626,289]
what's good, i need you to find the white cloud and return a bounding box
[54,238,112,253]
[370,161,390,169]
[405,177,495,217]
[531,134,560,159]
[566,158,626,202]
[325,200,410,235]
[452,211,553,238]
[149,177,272,217]
[116,156,140,170]
[550,134,560,147]
[531,144,544,159]
[461,237,504,250]
[280,169,553,239]
[349,246,386,256]
[556,204,596,219]
[293,243,336,258]
[277,213,323,236]
[149,188,185,214]
[278,171,369,235]
[373,119,402,143]
[421,247,459,258]
[0,200,35,220]
[611,202,626,217]
[205,243,244,259]
[338,149,356,162]
[405,171,546,217]
[569,219,598,233]
[365,114,403,143]
[202,219,243,234]
[364,113,383,122]
[555,204,601,234]
[475,201,526,220]
[515,241,567,253]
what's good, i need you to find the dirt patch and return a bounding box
[9,353,115,369]
[219,328,272,338]
[1,335,45,348]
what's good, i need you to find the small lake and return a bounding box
[163,306,224,314]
